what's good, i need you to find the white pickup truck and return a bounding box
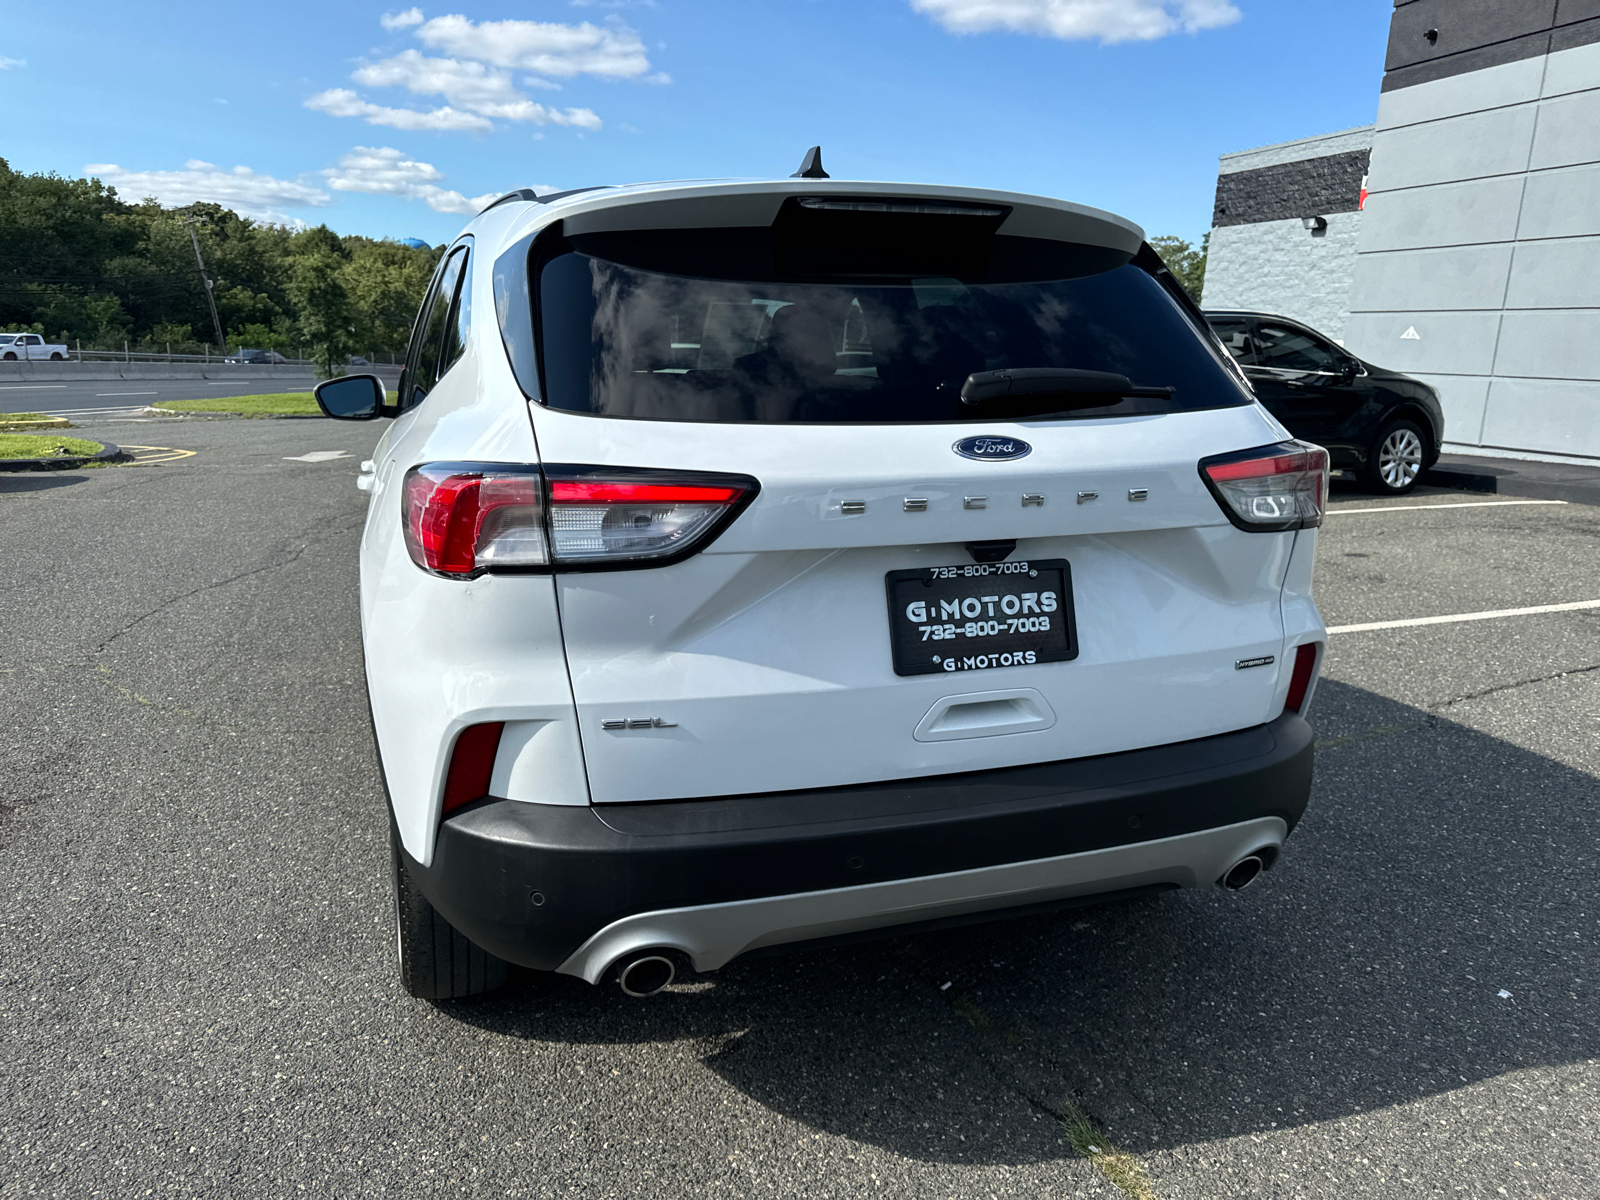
[0,333,69,360]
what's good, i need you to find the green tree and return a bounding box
[287,250,355,378]
[1149,233,1209,304]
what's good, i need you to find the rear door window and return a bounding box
[535,228,1248,424]
[1208,318,1255,365]
[1253,321,1341,373]
[404,246,468,409]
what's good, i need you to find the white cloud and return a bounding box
[306,87,494,132]
[380,7,425,30]
[83,159,329,224]
[414,13,653,78]
[909,0,1241,43]
[351,50,601,127]
[324,145,542,215]
[0,56,25,69]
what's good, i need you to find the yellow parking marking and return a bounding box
[120,445,196,464]
[1328,598,1600,635]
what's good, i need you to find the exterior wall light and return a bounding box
[1301,215,1328,232]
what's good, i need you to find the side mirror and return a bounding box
[314,373,386,420]
[1334,357,1359,383]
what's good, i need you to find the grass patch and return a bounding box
[1057,1101,1160,1200]
[153,392,320,417]
[0,412,72,432]
[0,433,105,460]
[153,389,399,417]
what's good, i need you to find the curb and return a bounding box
[1425,458,1600,507]
[143,407,325,421]
[0,441,128,472]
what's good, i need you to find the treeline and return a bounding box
[0,158,441,372]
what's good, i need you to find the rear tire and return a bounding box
[49,352,64,360]
[391,826,509,1000]
[1363,418,1427,495]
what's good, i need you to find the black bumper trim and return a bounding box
[407,713,1313,971]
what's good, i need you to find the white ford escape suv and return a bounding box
[316,156,1327,1001]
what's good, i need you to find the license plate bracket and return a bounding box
[884,559,1078,677]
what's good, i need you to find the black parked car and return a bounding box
[1205,310,1444,494]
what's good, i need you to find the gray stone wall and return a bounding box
[1202,215,1363,342]
[1345,37,1600,461]
[1201,127,1373,342]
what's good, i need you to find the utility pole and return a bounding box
[184,218,229,355]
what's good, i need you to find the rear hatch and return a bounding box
[519,186,1300,803]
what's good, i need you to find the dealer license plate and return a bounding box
[884,559,1078,677]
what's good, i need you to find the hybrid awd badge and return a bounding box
[953,436,1032,461]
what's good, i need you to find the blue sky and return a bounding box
[2,0,1392,246]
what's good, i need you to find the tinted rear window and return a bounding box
[535,228,1246,424]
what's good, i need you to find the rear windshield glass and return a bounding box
[535,228,1246,424]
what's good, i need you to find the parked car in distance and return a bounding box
[225,348,291,365]
[1204,310,1444,494]
[0,332,68,360]
[314,160,1327,1003]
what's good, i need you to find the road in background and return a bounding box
[0,373,317,415]
[2,419,1596,1198]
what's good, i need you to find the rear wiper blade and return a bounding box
[959,368,1175,408]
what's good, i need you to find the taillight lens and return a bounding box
[402,464,548,577]
[546,478,751,564]
[1200,441,1329,531]
[401,463,757,577]
[1285,642,1320,713]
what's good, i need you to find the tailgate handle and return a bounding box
[913,688,1056,743]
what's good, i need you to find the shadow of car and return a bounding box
[1206,310,1444,495]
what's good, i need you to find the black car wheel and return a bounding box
[391,825,510,1000]
[1364,418,1427,494]
[2,352,15,361]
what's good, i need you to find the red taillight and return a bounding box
[549,481,744,505]
[545,472,755,566]
[1285,642,1320,713]
[401,463,757,576]
[402,464,547,577]
[441,722,504,818]
[1200,441,1329,531]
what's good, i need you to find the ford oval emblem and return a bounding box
[952,435,1032,462]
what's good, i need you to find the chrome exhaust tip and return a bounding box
[616,952,676,998]
[1219,854,1266,891]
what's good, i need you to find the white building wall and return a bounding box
[1345,39,1600,462]
[1202,214,1363,342]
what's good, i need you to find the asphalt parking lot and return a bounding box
[2,416,1596,1198]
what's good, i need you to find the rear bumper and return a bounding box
[407,712,1314,975]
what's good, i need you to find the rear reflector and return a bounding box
[1285,643,1320,713]
[401,463,758,577]
[441,721,504,818]
[1200,441,1329,532]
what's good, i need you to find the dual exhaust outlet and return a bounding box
[609,851,1278,995]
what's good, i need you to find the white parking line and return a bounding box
[1328,500,1568,515]
[0,384,67,390]
[1328,599,1600,635]
[95,391,159,397]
